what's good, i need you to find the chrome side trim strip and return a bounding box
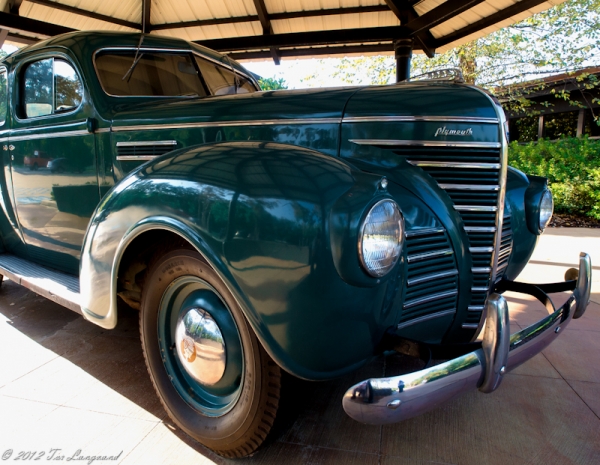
[468,306,485,311]
[403,290,458,309]
[462,323,479,329]
[113,118,341,132]
[455,206,498,212]
[343,116,499,124]
[407,269,458,287]
[472,267,492,273]
[10,130,89,142]
[349,139,501,149]
[408,161,501,169]
[405,227,445,238]
[116,155,160,161]
[396,309,457,330]
[407,249,454,263]
[464,226,497,233]
[470,247,494,253]
[116,140,178,147]
[438,183,499,191]
[96,127,111,134]
[472,287,489,292]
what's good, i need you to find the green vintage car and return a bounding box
[0,32,592,457]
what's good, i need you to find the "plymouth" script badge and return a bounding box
[434,127,473,137]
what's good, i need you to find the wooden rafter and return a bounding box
[252,0,280,65]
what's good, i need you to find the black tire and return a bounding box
[140,248,281,458]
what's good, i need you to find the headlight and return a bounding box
[539,189,553,231]
[358,199,404,277]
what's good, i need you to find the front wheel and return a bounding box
[140,248,281,457]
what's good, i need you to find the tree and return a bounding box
[258,77,288,90]
[310,0,600,89]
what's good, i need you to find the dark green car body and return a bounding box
[0,31,543,382]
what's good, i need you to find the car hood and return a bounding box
[111,87,362,128]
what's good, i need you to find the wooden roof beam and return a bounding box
[8,0,24,15]
[0,11,74,37]
[434,0,548,48]
[151,5,390,31]
[26,0,140,30]
[196,25,411,52]
[142,0,151,33]
[385,0,436,58]
[405,0,485,35]
[252,0,280,65]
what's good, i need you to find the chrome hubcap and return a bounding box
[175,308,226,386]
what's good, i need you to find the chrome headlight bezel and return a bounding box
[358,199,404,278]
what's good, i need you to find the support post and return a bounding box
[577,109,585,137]
[394,38,413,83]
[537,115,545,140]
[0,29,7,49]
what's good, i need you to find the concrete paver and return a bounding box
[0,227,599,465]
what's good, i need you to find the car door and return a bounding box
[8,53,99,274]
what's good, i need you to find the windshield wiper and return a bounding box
[122,34,145,82]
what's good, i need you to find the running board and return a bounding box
[0,254,81,314]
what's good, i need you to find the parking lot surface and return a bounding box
[0,228,599,465]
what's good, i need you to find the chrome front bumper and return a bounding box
[343,252,592,425]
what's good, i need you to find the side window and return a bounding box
[194,57,256,96]
[54,60,83,112]
[0,68,6,126]
[23,58,82,118]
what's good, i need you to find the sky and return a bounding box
[243,58,353,89]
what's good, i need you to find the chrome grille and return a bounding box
[497,213,513,278]
[116,140,178,161]
[397,146,504,329]
[400,228,459,328]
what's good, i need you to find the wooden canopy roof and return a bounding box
[0,0,566,63]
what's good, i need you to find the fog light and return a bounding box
[358,199,404,277]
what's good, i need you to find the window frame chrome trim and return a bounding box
[0,66,6,127]
[13,53,85,124]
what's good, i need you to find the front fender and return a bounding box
[81,141,410,380]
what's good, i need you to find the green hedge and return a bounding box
[508,137,600,220]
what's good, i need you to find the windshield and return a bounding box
[95,51,257,97]
[95,51,208,97]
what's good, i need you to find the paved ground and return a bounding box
[0,228,599,465]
